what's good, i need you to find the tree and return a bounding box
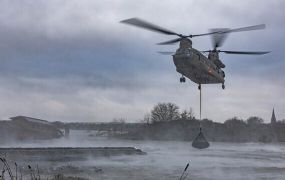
[141,113,151,125]
[151,102,180,123]
[224,117,246,128]
[201,118,213,124]
[224,117,247,140]
[246,116,264,125]
[180,108,195,120]
[180,110,188,120]
[112,118,126,124]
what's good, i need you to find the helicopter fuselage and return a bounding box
[173,47,225,85]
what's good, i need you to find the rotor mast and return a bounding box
[179,38,192,49]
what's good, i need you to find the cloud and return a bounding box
[0,0,284,122]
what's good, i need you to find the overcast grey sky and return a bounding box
[0,0,284,123]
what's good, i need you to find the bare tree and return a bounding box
[141,113,151,125]
[180,108,195,120]
[151,102,180,123]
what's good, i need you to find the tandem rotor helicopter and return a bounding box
[121,18,270,90]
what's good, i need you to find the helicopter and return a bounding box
[121,18,270,90]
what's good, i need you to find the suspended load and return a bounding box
[192,127,210,149]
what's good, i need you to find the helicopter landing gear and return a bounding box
[198,84,201,90]
[180,76,186,83]
[222,84,225,90]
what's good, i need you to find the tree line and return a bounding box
[120,102,285,142]
[143,102,270,125]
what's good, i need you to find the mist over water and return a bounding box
[2,130,285,180]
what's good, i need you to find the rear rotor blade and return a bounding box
[201,50,211,53]
[120,18,180,36]
[219,50,270,55]
[210,28,230,48]
[157,37,182,45]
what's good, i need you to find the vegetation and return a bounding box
[150,103,194,123]
[56,102,285,143]
[123,102,285,143]
[52,174,88,180]
[0,157,90,180]
[150,102,180,123]
[1,157,41,180]
[26,102,284,143]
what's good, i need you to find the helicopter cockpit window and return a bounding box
[185,49,192,56]
[182,49,189,54]
[197,54,200,60]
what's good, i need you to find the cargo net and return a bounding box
[192,85,210,149]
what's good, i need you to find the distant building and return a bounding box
[271,108,277,124]
[10,116,53,125]
[7,116,63,140]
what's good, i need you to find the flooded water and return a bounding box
[2,130,285,180]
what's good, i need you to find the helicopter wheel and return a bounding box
[180,76,186,83]
[198,84,201,90]
[222,84,225,90]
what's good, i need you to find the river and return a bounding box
[2,130,285,180]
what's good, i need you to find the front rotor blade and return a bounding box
[120,18,180,36]
[220,50,270,55]
[157,51,175,55]
[223,24,266,34]
[157,37,181,45]
[191,24,266,37]
[190,31,222,37]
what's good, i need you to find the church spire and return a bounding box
[271,108,276,124]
